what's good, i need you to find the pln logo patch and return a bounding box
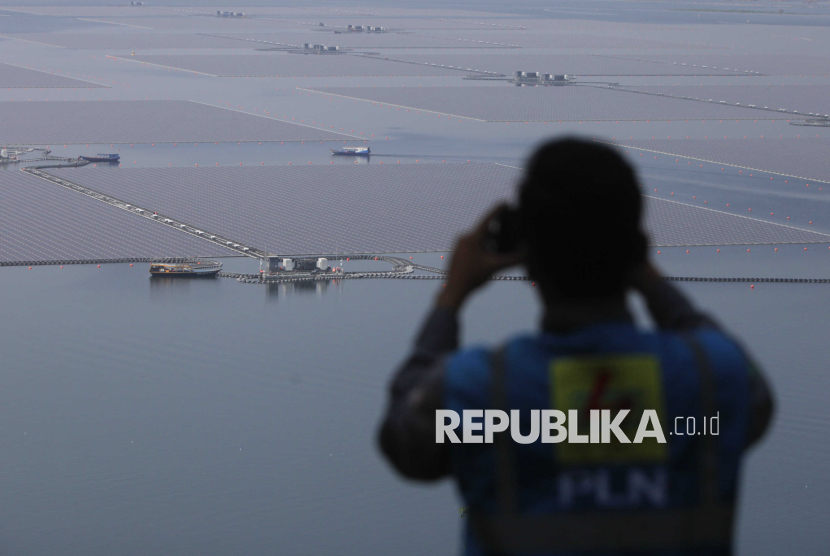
[551,354,668,464]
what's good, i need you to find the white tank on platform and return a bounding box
[317,258,328,270]
[282,258,294,271]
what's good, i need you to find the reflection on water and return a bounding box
[149,276,195,290]
[333,155,371,165]
[266,278,341,300]
[148,275,224,299]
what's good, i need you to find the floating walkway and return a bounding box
[1,146,89,169]
[666,276,830,283]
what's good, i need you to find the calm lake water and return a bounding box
[1,252,829,555]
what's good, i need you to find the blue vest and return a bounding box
[444,323,751,556]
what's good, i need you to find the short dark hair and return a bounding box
[518,137,646,299]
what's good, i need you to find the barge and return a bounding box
[80,153,120,163]
[149,260,222,277]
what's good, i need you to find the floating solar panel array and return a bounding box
[46,164,827,254]
[0,100,352,144]
[410,30,717,50]
[212,31,512,49]
[610,54,830,76]
[306,86,771,122]
[91,16,322,31]
[618,85,830,118]
[0,13,111,34]
[203,7,344,17]
[0,171,234,263]
[644,197,830,246]
[619,139,830,184]
[1,32,248,49]
[462,19,684,31]
[0,63,106,88]
[307,18,522,30]
[307,7,513,18]
[126,54,472,77]
[49,164,520,255]
[1,6,183,16]
[367,53,730,76]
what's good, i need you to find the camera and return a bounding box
[483,206,523,253]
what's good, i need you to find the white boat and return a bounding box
[331,147,371,155]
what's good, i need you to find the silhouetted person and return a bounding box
[379,138,773,555]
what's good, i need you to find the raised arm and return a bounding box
[631,262,774,446]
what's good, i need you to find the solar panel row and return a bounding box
[42,165,830,257]
[0,63,107,89]
[618,84,830,118]
[126,53,473,77]
[305,85,775,122]
[619,139,830,184]
[0,100,353,145]
[644,197,830,246]
[362,53,731,77]
[0,171,235,263]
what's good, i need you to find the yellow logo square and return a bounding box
[551,355,668,465]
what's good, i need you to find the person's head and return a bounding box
[518,137,647,302]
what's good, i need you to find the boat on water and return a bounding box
[331,147,370,156]
[149,260,222,277]
[80,153,120,163]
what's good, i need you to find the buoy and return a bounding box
[750,285,754,289]
[130,264,133,266]
[717,249,720,252]
[60,266,63,268]
[97,265,100,268]
[440,255,444,259]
